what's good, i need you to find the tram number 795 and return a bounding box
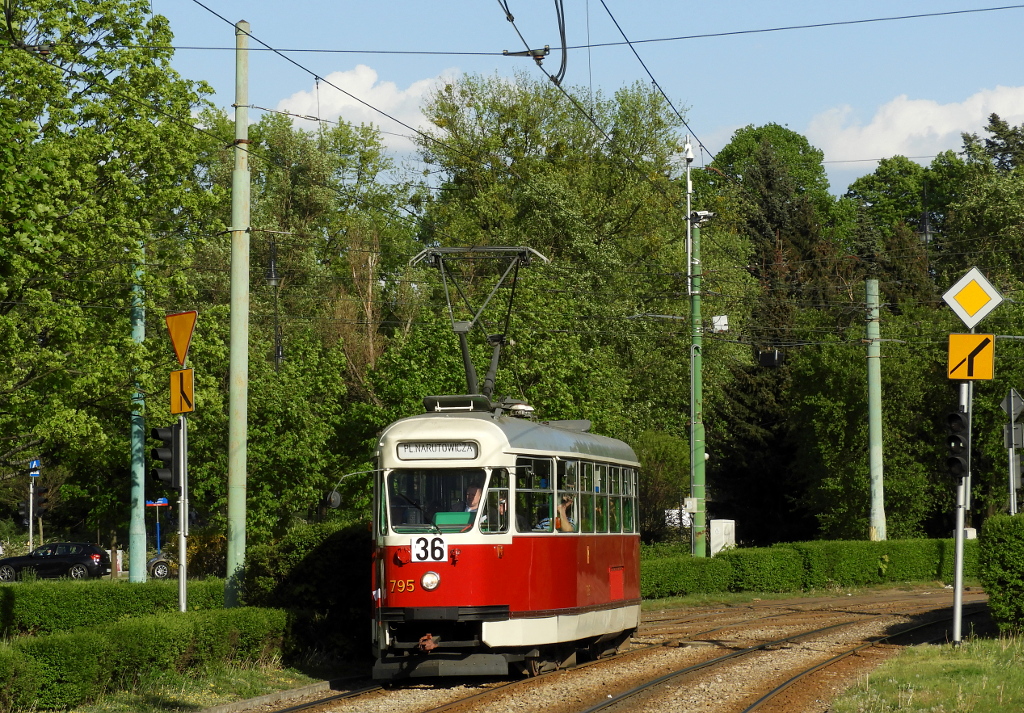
[411,536,447,562]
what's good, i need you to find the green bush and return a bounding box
[719,547,804,593]
[241,520,371,656]
[0,646,39,713]
[4,607,286,710]
[0,578,224,637]
[641,537,980,600]
[639,556,733,598]
[979,514,1024,632]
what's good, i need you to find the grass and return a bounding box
[65,662,320,713]
[830,635,1024,712]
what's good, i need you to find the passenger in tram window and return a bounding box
[523,491,555,532]
[554,495,577,532]
[535,495,576,532]
[480,490,512,532]
[464,484,482,512]
[500,497,528,531]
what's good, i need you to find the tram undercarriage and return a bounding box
[372,627,634,680]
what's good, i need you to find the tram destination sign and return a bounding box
[397,441,478,460]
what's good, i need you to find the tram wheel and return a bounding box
[526,657,541,677]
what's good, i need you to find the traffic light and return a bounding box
[17,501,29,528]
[946,411,970,480]
[32,487,49,518]
[150,424,181,492]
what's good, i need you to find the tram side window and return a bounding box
[556,459,579,533]
[595,463,609,533]
[515,457,554,532]
[622,468,635,533]
[481,468,511,534]
[608,466,621,533]
[580,462,594,533]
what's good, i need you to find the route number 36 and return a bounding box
[411,536,447,562]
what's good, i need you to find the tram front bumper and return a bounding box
[372,652,514,680]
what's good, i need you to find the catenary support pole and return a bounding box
[691,215,706,557]
[129,261,147,581]
[866,280,886,540]
[225,19,251,607]
[685,139,695,550]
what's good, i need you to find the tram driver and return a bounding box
[464,484,482,512]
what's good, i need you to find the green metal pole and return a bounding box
[866,279,886,540]
[225,19,250,606]
[129,258,147,582]
[691,217,706,557]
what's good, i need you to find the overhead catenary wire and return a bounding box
[67,4,1024,59]
[9,3,1015,336]
[596,0,712,159]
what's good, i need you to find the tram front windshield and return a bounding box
[387,468,486,533]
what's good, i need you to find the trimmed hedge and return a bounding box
[0,578,225,637]
[719,547,805,593]
[640,538,979,599]
[979,514,1024,632]
[1,607,286,711]
[639,556,733,598]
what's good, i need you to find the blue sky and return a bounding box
[152,1,1024,193]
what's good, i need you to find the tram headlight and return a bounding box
[421,571,441,591]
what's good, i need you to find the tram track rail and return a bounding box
[227,589,989,713]
[736,603,991,713]
[578,599,991,713]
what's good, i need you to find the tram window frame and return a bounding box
[622,467,636,533]
[376,468,388,537]
[579,462,594,533]
[594,463,609,533]
[515,457,555,533]
[481,468,511,534]
[556,459,579,533]
[608,466,621,533]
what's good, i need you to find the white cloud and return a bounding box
[807,85,1024,167]
[276,64,460,153]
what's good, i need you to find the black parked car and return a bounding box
[0,542,112,582]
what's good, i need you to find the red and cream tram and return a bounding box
[371,394,641,679]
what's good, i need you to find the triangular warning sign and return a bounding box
[165,311,198,366]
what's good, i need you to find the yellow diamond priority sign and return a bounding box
[943,267,1002,329]
[948,334,995,380]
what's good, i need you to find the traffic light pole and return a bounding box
[28,479,34,549]
[952,381,968,646]
[178,414,188,612]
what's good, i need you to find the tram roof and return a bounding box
[380,410,639,465]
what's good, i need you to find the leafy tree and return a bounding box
[412,72,749,448]
[0,0,216,538]
[172,111,419,541]
[633,430,689,543]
